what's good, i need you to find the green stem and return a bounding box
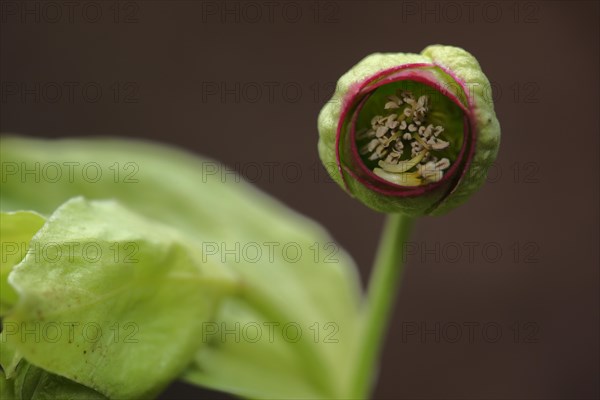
[350,213,415,399]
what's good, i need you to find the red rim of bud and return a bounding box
[335,62,478,198]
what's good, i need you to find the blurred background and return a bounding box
[1,1,598,399]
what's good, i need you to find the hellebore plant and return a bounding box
[0,44,499,399]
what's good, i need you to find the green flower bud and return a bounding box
[318,45,500,215]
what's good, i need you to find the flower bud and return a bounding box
[318,45,500,215]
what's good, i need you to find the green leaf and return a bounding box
[10,361,106,400]
[3,197,236,399]
[1,136,363,399]
[1,370,16,400]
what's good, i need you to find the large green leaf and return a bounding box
[0,136,363,399]
[2,197,236,399]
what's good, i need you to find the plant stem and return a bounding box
[350,213,415,399]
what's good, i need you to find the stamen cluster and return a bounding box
[357,90,452,186]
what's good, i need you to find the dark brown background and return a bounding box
[1,1,598,399]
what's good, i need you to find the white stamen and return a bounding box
[431,139,449,150]
[389,94,402,104]
[371,116,383,126]
[424,125,434,138]
[376,126,388,137]
[358,89,453,186]
[436,158,450,170]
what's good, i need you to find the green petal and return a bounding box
[183,231,361,399]
[0,211,46,316]
[0,211,46,380]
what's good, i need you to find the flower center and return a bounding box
[356,89,453,187]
